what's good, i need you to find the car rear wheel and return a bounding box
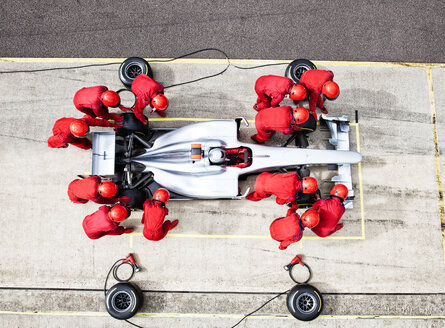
[287,284,323,321]
[119,57,153,88]
[285,59,317,83]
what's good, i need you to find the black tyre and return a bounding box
[285,59,317,83]
[287,284,323,321]
[105,283,142,320]
[119,57,153,88]
[116,112,149,137]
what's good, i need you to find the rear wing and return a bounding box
[92,131,115,176]
[321,114,356,209]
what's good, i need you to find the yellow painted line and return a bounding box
[427,67,445,264]
[319,315,445,320]
[1,310,444,320]
[1,57,445,68]
[129,232,364,240]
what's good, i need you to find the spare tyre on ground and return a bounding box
[286,284,323,321]
[105,282,142,320]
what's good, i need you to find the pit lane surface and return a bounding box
[0,58,445,327]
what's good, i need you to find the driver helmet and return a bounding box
[208,148,227,164]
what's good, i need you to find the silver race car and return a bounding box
[91,113,361,208]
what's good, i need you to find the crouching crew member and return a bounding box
[254,75,307,111]
[142,188,178,241]
[47,115,121,149]
[73,86,126,121]
[299,69,340,120]
[68,177,130,204]
[123,74,169,124]
[82,204,133,239]
[251,106,309,143]
[246,172,318,208]
[310,184,348,237]
[270,208,320,250]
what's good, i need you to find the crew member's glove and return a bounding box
[320,107,328,114]
[123,228,134,234]
[119,196,131,203]
[279,245,287,250]
[335,223,344,232]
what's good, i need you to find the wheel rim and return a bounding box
[127,63,143,79]
[111,291,132,312]
[296,292,316,313]
[292,65,310,79]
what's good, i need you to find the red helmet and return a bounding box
[100,90,121,107]
[108,204,130,222]
[289,84,307,101]
[151,94,169,111]
[301,209,320,229]
[302,177,318,194]
[322,81,340,100]
[153,188,170,204]
[69,120,89,137]
[330,184,348,200]
[292,107,309,124]
[98,181,118,197]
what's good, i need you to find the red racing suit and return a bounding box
[73,86,124,121]
[270,208,305,250]
[82,205,132,239]
[254,75,294,111]
[246,172,302,207]
[67,176,121,204]
[47,115,120,149]
[299,69,334,120]
[129,74,166,124]
[311,196,345,237]
[142,200,178,241]
[251,106,300,143]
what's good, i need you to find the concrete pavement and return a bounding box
[0,58,444,327]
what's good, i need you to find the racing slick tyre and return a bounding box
[119,57,153,88]
[285,59,317,84]
[105,283,142,320]
[287,284,323,321]
[116,113,149,136]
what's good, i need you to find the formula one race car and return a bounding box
[90,113,361,209]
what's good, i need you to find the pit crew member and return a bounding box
[47,115,121,149]
[82,204,133,239]
[270,208,320,250]
[254,75,307,111]
[142,188,178,241]
[310,184,348,237]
